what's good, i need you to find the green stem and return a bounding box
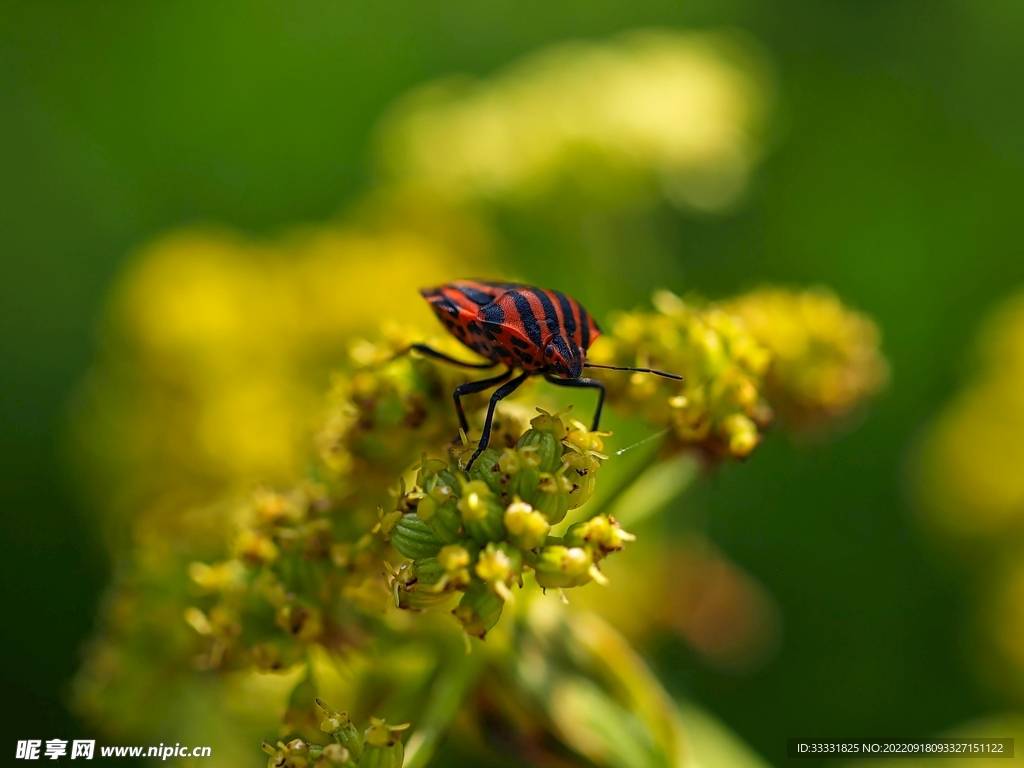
[602,451,701,529]
[401,641,486,768]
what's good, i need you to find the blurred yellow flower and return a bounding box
[724,287,889,429]
[916,290,1024,536]
[73,197,489,548]
[376,30,772,211]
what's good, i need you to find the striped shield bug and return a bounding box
[410,280,683,469]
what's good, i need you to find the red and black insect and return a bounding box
[410,280,683,470]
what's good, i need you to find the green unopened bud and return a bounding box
[316,699,362,759]
[469,447,505,493]
[422,497,463,544]
[361,719,409,768]
[504,500,550,550]
[389,560,455,610]
[534,545,604,589]
[452,579,505,638]
[529,472,573,524]
[389,514,443,559]
[517,428,562,473]
[564,449,602,509]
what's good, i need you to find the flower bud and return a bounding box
[388,514,443,560]
[504,500,550,550]
[517,428,562,473]
[530,472,573,524]
[563,515,635,559]
[563,449,603,510]
[389,560,455,610]
[468,447,506,494]
[316,698,362,759]
[457,480,493,522]
[475,543,522,602]
[530,408,569,440]
[428,544,471,592]
[422,497,463,544]
[437,544,470,572]
[534,545,600,589]
[315,743,350,766]
[497,448,521,475]
[452,580,505,638]
[458,480,506,543]
[415,494,437,522]
[264,739,310,768]
[362,719,409,768]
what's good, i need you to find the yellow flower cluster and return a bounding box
[314,326,508,491]
[590,287,888,458]
[724,287,889,429]
[185,482,392,674]
[376,30,771,211]
[381,409,632,638]
[588,290,773,459]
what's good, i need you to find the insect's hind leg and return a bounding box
[544,375,606,431]
[453,368,514,434]
[405,344,498,370]
[466,371,532,470]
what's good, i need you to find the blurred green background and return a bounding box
[4,0,1024,764]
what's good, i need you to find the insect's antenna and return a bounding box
[584,363,683,381]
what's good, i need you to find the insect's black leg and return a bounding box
[466,371,532,470]
[544,375,606,431]
[405,343,497,369]
[453,368,513,434]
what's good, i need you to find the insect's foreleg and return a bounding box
[466,371,531,470]
[544,375,606,431]
[405,344,498,369]
[453,368,513,433]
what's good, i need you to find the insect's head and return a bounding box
[543,335,584,378]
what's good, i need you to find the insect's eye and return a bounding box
[544,344,557,358]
